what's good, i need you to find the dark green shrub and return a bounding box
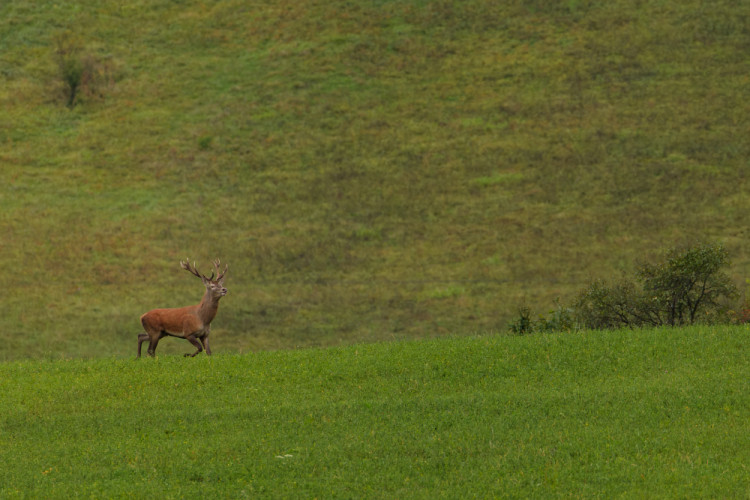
[574,279,651,329]
[53,31,114,107]
[537,299,577,332]
[636,243,736,326]
[53,31,84,107]
[508,306,534,335]
[508,300,577,335]
[575,242,736,329]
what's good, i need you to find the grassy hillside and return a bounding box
[1,328,749,497]
[1,1,750,358]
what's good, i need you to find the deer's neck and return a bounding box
[198,289,221,325]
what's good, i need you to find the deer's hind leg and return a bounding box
[137,332,163,358]
[138,332,167,358]
[147,333,166,357]
[140,315,167,358]
[137,333,150,358]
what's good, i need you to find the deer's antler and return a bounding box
[181,258,227,282]
[180,259,207,281]
[213,258,228,282]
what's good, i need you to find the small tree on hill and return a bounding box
[637,243,736,326]
[574,242,736,329]
[53,31,115,108]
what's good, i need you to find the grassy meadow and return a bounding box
[3,3,750,497]
[2,327,749,497]
[1,0,749,358]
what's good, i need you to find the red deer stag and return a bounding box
[137,259,228,358]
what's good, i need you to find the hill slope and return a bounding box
[1,1,749,358]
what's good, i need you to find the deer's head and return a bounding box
[180,259,228,298]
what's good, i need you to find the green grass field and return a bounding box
[2,3,749,494]
[2,0,750,359]
[2,327,748,498]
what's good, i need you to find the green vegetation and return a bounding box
[2,328,749,497]
[1,1,750,359]
[578,242,737,328]
[514,242,739,333]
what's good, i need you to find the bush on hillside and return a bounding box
[510,242,738,333]
[508,300,576,335]
[573,279,644,329]
[636,243,736,326]
[508,306,534,335]
[53,31,115,107]
[536,299,577,332]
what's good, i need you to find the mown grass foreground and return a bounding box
[2,327,748,498]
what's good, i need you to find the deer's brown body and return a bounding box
[137,259,228,358]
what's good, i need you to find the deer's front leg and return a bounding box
[200,331,211,356]
[184,334,203,357]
